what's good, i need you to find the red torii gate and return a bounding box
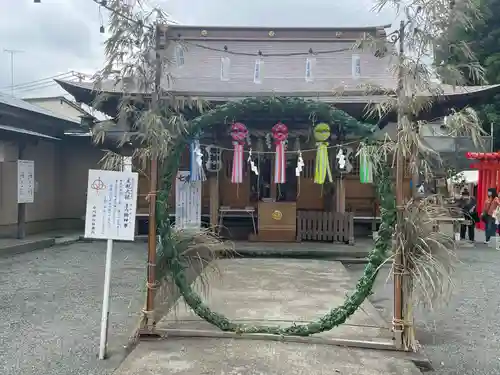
[466,152,500,229]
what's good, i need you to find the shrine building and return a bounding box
[57,25,500,243]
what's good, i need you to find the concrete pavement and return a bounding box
[114,258,421,375]
[117,338,422,375]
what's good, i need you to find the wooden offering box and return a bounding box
[256,201,297,242]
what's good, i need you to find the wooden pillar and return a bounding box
[209,173,219,230]
[335,176,345,213]
[17,142,26,239]
[477,168,485,230]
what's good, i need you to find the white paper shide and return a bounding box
[84,169,138,241]
[17,160,34,203]
[175,171,202,230]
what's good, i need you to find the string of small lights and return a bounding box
[181,41,354,57]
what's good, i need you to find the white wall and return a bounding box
[25,98,84,123]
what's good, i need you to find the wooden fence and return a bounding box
[296,211,354,244]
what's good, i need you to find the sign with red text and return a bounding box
[84,169,138,241]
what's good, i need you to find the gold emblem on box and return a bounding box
[272,210,282,220]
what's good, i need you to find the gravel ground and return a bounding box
[3,238,499,375]
[0,241,147,375]
[346,239,500,375]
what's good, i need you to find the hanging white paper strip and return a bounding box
[305,57,316,82]
[254,58,264,84]
[221,57,231,81]
[352,55,361,79]
[175,44,185,67]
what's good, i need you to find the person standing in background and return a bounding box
[459,189,477,243]
[482,188,500,244]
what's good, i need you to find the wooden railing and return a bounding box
[297,211,354,244]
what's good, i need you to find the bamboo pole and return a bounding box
[144,24,164,329]
[393,19,405,350]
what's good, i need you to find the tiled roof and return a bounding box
[55,78,500,100]
[0,124,60,140]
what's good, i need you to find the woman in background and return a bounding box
[482,188,500,244]
[459,189,477,243]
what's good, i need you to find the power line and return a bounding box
[8,82,61,93]
[1,71,76,90]
[0,77,81,95]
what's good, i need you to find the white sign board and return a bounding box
[17,160,34,203]
[84,169,138,241]
[175,171,202,230]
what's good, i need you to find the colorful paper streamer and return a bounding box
[230,122,248,184]
[313,123,333,184]
[359,150,373,184]
[272,122,288,184]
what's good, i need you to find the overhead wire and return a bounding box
[0,72,76,90]
[0,75,81,95]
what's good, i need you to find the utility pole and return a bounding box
[3,49,24,96]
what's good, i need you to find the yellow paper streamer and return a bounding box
[313,123,333,185]
[314,142,333,184]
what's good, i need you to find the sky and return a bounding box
[0,0,397,99]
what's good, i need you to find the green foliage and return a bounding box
[188,97,377,137]
[436,0,500,147]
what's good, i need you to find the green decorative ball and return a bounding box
[313,122,330,142]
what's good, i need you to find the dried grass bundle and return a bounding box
[392,196,458,351]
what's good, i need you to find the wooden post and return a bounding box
[335,176,345,213]
[17,142,26,239]
[393,20,405,350]
[209,173,219,230]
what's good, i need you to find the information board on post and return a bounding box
[84,169,139,241]
[17,160,35,204]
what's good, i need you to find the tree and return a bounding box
[435,0,500,147]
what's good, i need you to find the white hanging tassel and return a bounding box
[265,133,272,150]
[189,139,206,181]
[248,149,259,176]
[295,151,304,176]
[336,147,346,171]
